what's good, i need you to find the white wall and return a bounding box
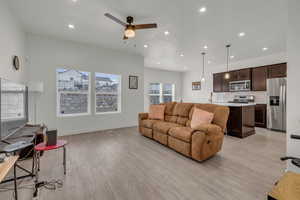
[182,53,287,103]
[26,34,144,136]
[0,0,27,83]
[144,68,182,112]
[287,0,300,172]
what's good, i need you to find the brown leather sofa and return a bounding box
[138,102,229,162]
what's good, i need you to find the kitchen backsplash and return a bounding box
[213,91,267,104]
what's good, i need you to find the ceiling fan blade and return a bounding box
[104,13,127,27]
[134,23,157,30]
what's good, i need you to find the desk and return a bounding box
[268,171,300,200]
[0,156,19,200]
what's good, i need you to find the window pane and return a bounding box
[60,93,88,115]
[57,68,90,116]
[57,69,89,92]
[95,73,121,113]
[1,80,26,120]
[96,94,118,112]
[150,96,160,105]
[149,83,160,95]
[163,95,172,103]
[163,83,173,95]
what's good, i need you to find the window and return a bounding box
[1,79,27,121]
[56,68,90,116]
[163,83,174,103]
[149,83,161,105]
[149,83,175,104]
[95,73,121,114]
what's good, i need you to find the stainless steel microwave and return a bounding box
[229,80,251,92]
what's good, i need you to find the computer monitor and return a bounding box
[0,78,28,141]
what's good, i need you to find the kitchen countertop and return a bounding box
[212,102,256,107]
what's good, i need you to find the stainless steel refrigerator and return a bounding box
[267,78,287,132]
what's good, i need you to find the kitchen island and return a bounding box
[213,103,256,138]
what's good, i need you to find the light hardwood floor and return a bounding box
[0,127,286,200]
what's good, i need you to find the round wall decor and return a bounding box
[13,55,20,71]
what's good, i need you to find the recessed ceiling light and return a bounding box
[238,32,245,37]
[180,53,184,57]
[230,55,235,59]
[203,45,208,49]
[144,44,148,48]
[68,24,75,29]
[208,60,211,64]
[199,7,207,13]
[72,0,78,2]
[157,62,161,65]
[262,47,268,51]
[164,31,170,36]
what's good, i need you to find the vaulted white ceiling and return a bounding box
[7,0,287,71]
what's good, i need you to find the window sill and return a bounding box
[57,113,91,118]
[95,111,121,115]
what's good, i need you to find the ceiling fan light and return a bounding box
[124,26,135,38]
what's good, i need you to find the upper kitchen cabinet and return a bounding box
[222,72,230,92]
[252,66,268,91]
[238,68,251,80]
[267,63,287,78]
[213,73,223,92]
[229,70,239,82]
[230,69,251,81]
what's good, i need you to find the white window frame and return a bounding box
[149,83,175,104]
[162,83,175,103]
[1,90,26,122]
[56,68,91,117]
[95,73,122,115]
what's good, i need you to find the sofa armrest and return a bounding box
[139,113,149,121]
[192,124,222,136]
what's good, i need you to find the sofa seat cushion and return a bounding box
[141,119,159,129]
[169,127,195,142]
[153,121,182,134]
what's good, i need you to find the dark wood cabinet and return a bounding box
[255,104,267,128]
[227,105,256,138]
[268,63,287,78]
[222,72,230,92]
[212,62,287,93]
[229,70,239,82]
[238,68,251,80]
[252,66,268,91]
[213,73,223,92]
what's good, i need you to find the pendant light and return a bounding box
[224,44,231,80]
[201,52,206,82]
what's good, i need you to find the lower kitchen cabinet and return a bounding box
[255,104,267,128]
[227,105,256,138]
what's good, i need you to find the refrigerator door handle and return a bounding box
[282,84,287,131]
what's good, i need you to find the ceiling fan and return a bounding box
[104,13,158,40]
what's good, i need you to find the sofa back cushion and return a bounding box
[187,104,229,131]
[149,105,165,120]
[173,103,194,126]
[161,102,177,122]
[190,108,214,129]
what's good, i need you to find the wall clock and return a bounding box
[13,55,20,71]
